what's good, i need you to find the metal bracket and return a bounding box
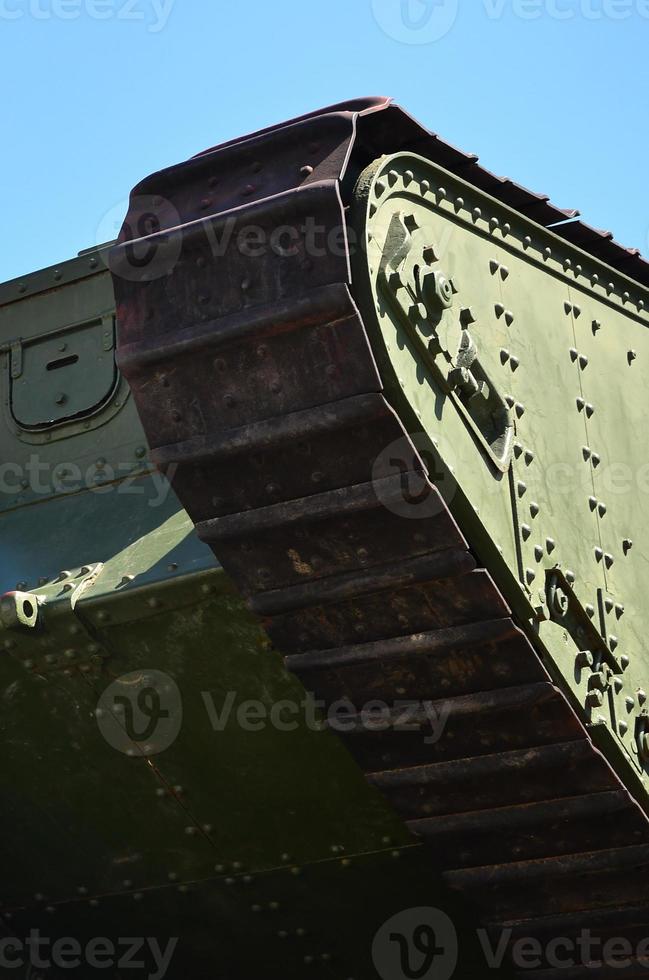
[546,568,621,674]
[545,568,647,776]
[376,208,514,472]
[0,564,109,674]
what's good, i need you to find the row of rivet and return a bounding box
[374,164,647,316]
[11,256,101,297]
[375,163,640,727]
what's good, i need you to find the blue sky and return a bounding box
[1,0,647,283]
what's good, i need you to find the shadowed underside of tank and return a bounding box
[1,98,648,978]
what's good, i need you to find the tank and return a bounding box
[2,97,649,979]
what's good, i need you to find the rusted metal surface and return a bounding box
[111,98,649,976]
[353,684,584,773]
[370,742,611,817]
[285,619,547,703]
[188,95,648,285]
[409,790,648,868]
[446,843,649,918]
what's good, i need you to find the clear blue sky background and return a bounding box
[1,0,647,283]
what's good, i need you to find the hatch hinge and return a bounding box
[0,564,110,674]
[10,340,23,380]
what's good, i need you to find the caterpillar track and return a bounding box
[112,98,649,977]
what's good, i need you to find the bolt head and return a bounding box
[576,651,593,669]
[590,672,607,692]
[586,690,604,709]
[422,270,454,313]
[551,586,569,618]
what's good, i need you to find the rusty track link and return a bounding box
[112,99,649,976]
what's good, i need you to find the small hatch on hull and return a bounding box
[10,314,117,429]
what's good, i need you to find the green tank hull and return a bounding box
[2,97,648,978]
